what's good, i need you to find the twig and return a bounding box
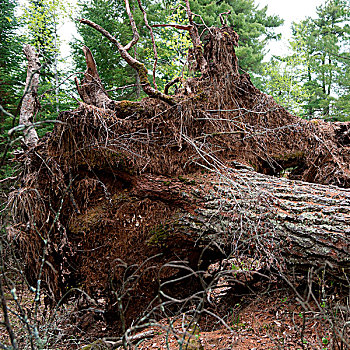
[136,0,158,89]
[164,77,181,95]
[103,330,155,347]
[0,276,18,350]
[0,177,17,184]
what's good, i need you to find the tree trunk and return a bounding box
[127,170,350,271]
[9,25,350,331]
[19,44,40,147]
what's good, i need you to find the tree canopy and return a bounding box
[71,0,283,100]
[260,0,350,120]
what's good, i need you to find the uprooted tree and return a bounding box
[8,0,350,333]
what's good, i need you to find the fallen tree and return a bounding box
[7,1,350,332]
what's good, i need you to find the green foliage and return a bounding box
[21,0,75,124]
[23,0,56,65]
[260,0,350,120]
[260,55,313,116]
[155,7,193,90]
[1,0,75,179]
[0,0,25,113]
[189,0,283,73]
[71,0,283,100]
[0,0,26,172]
[293,0,350,120]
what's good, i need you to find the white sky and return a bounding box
[58,0,329,61]
[257,0,326,58]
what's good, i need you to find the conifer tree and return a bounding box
[71,0,283,100]
[0,0,24,113]
[189,0,283,72]
[262,0,350,120]
[0,0,25,169]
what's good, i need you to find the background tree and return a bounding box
[260,55,312,116]
[0,0,24,114]
[189,0,283,73]
[22,0,72,121]
[260,0,350,120]
[71,0,283,100]
[0,0,26,177]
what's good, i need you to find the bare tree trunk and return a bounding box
[127,170,350,272]
[19,44,40,147]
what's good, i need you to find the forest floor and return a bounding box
[1,279,342,349]
[137,286,333,350]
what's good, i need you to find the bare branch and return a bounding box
[152,23,193,31]
[164,76,181,95]
[123,0,140,51]
[0,276,18,350]
[219,10,231,26]
[136,0,158,89]
[79,18,176,105]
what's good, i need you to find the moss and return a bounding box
[136,63,149,85]
[117,100,144,114]
[69,204,106,235]
[148,223,171,247]
[81,340,109,350]
[181,319,204,350]
[111,192,129,202]
[191,90,208,102]
[163,180,171,186]
[72,148,134,175]
[178,175,196,185]
[273,151,304,162]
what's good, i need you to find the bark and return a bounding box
[75,46,111,108]
[79,19,176,106]
[9,24,350,332]
[19,44,40,147]
[129,170,350,272]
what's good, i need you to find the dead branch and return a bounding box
[136,0,158,89]
[103,330,155,347]
[164,76,181,95]
[79,18,176,106]
[74,46,110,108]
[184,0,208,73]
[0,277,18,350]
[219,10,231,26]
[152,23,193,31]
[123,0,139,51]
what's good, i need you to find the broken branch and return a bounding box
[136,0,158,89]
[79,18,176,105]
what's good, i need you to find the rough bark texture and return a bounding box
[19,44,40,147]
[8,26,350,331]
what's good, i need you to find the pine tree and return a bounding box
[189,0,283,73]
[0,0,26,172]
[71,0,283,100]
[0,0,25,113]
[290,0,350,120]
